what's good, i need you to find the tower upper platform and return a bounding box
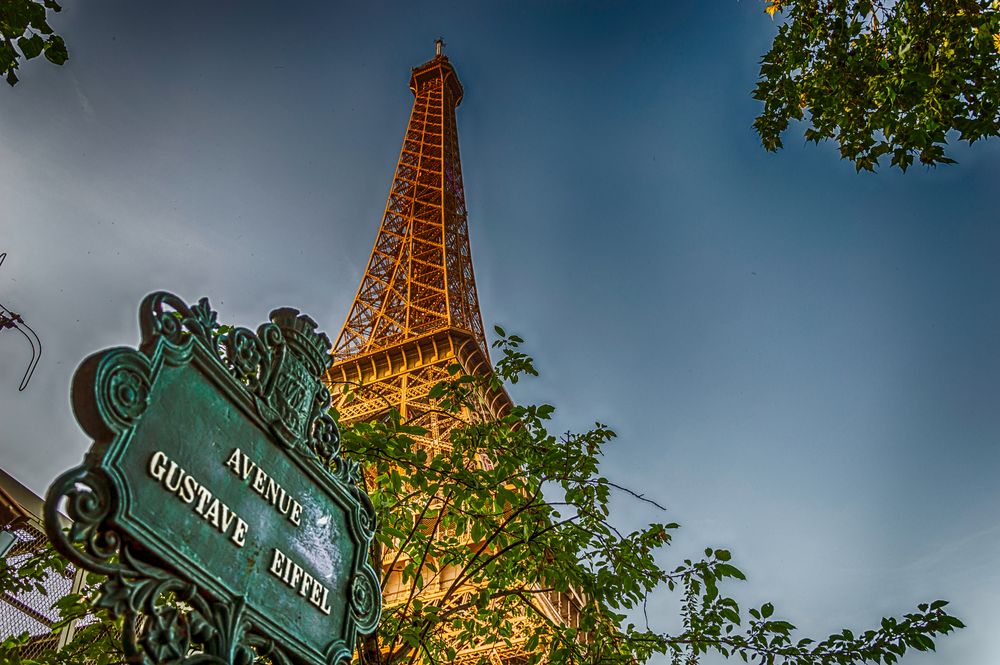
[409,54,464,107]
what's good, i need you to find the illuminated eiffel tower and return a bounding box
[326,42,585,665]
[327,40,505,432]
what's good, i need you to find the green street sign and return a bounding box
[45,292,381,665]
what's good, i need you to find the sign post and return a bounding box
[45,291,381,665]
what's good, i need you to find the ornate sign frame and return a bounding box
[45,292,381,665]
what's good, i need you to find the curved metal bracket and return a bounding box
[0,253,43,391]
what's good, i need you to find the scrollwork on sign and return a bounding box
[46,466,118,575]
[45,291,380,665]
[348,569,382,636]
[222,326,271,391]
[101,351,152,427]
[311,413,341,465]
[98,548,198,664]
[140,292,220,352]
[136,291,345,460]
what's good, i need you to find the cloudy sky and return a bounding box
[1,2,998,663]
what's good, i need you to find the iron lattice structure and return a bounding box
[334,47,485,362]
[326,44,584,665]
[329,44,503,431]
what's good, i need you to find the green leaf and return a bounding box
[43,34,68,65]
[716,563,746,580]
[721,608,741,625]
[18,34,44,59]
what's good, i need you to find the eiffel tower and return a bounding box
[327,39,505,432]
[325,42,584,665]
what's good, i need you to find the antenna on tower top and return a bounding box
[435,37,444,57]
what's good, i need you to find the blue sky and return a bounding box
[1,2,998,663]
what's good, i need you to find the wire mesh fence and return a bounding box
[0,522,77,658]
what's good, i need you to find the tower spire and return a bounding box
[328,49,499,425]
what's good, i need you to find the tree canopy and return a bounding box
[0,0,67,86]
[0,331,964,665]
[755,0,1000,171]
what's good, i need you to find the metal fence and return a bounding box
[0,521,79,658]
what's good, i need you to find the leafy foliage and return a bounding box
[341,330,964,665]
[755,0,1000,171]
[0,331,964,665]
[1,0,67,86]
[0,543,121,665]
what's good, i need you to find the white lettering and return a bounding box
[223,448,304,528]
[180,474,198,504]
[231,518,248,547]
[269,548,285,575]
[265,478,280,504]
[252,468,267,493]
[164,462,183,493]
[241,455,256,481]
[146,451,249,550]
[319,587,331,615]
[204,498,221,528]
[299,571,316,597]
[148,451,168,480]
[266,548,333,616]
[225,448,241,474]
[219,504,236,533]
[194,486,212,515]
